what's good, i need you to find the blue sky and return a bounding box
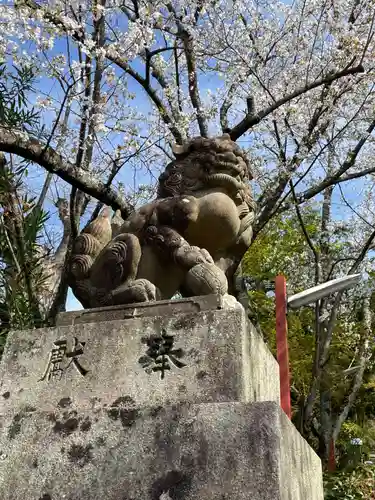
[66,288,83,311]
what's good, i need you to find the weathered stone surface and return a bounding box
[56,294,229,327]
[0,300,323,499]
[0,305,280,418]
[0,401,323,500]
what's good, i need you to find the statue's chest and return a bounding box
[184,193,240,254]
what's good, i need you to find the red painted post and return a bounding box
[275,275,292,419]
[328,438,336,472]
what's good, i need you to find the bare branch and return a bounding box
[0,127,134,218]
[167,3,209,137]
[338,184,375,229]
[289,180,320,267]
[36,95,73,211]
[298,118,375,203]
[332,296,372,441]
[229,63,365,140]
[319,227,375,371]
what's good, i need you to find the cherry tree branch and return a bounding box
[120,4,183,126]
[229,63,365,140]
[260,162,375,236]
[297,117,375,203]
[0,127,134,218]
[338,165,375,183]
[20,0,184,144]
[220,79,253,132]
[167,3,209,137]
[253,79,357,234]
[254,84,375,237]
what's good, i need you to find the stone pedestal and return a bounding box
[0,295,324,499]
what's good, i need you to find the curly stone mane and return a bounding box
[157,134,256,213]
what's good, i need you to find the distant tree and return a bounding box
[243,206,375,465]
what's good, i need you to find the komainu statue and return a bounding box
[68,134,256,308]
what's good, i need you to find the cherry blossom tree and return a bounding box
[0,0,375,315]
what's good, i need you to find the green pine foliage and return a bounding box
[0,63,48,353]
[0,164,50,351]
[0,62,39,131]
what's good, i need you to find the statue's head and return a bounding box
[157,134,256,211]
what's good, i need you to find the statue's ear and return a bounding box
[172,143,189,156]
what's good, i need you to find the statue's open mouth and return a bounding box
[204,173,244,192]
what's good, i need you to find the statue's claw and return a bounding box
[173,244,214,268]
[184,262,228,296]
[109,278,157,305]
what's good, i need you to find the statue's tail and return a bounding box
[69,207,113,307]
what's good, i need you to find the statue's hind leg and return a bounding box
[90,233,157,306]
[69,208,113,308]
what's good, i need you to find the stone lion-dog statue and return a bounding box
[68,134,256,308]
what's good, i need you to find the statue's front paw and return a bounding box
[190,246,214,264]
[174,244,214,268]
[110,278,157,305]
[130,279,157,302]
[185,262,228,296]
